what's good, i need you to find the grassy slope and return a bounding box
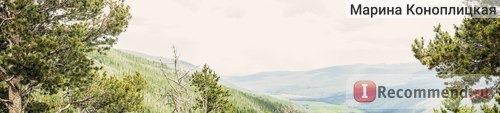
[90,49,304,113]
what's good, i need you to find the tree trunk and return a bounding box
[203,98,208,113]
[172,95,179,113]
[7,76,22,113]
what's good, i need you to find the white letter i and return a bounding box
[362,84,368,98]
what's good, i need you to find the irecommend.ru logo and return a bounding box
[353,80,376,102]
[353,80,491,103]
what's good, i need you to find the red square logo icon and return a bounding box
[353,80,376,102]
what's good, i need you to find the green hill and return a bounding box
[90,49,304,113]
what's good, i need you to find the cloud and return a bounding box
[117,0,462,76]
[277,0,332,17]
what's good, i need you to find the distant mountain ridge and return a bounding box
[223,62,442,112]
[224,62,435,98]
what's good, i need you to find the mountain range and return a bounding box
[223,62,450,112]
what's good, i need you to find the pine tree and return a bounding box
[412,18,500,112]
[0,0,130,112]
[191,65,232,113]
[67,73,147,112]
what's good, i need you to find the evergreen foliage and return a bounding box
[191,65,232,113]
[413,18,500,113]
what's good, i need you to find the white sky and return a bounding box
[115,0,462,76]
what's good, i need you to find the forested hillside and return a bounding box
[91,49,304,113]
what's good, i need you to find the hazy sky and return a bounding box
[115,0,462,76]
